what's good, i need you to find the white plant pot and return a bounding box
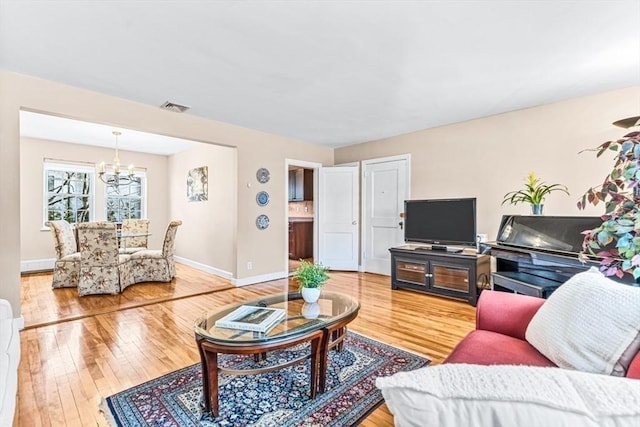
[301,287,321,303]
[301,302,321,319]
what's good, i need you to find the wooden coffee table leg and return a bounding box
[318,330,330,393]
[309,336,321,398]
[336,327,346,352]
[198,344,210,413]
[319,324,352,393]
[252,352,267,362]
[209,351,220,417]
[199,347,220,417]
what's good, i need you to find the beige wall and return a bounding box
[3,68,637,316]
[169,143,237,275]
[20,138,170,262]
[0,70,334,314]
[234,149,327,281]
[335,86,640,241]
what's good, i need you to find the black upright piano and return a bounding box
[488,215,625,298]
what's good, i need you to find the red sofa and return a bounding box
[444,290,640,379]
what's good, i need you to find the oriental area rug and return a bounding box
[101,332,430,427]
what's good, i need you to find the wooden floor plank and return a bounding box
[22,264,234,329]
[16,264,475,426]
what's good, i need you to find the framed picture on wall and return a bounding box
[187,166,208,202]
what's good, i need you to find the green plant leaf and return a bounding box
[502,173,568,206]
[578,132,640,278]
[597,231,613,246]
[293,260,329,289]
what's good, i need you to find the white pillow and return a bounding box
[525,267,640,376]
[375,364,640,427]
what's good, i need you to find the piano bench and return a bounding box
[492,271,560,298]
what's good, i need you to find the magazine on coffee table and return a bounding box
[215,305,286,333]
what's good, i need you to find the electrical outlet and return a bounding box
[247,261,252,270]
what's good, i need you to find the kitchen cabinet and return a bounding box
[289,220,313,259]
[288,169,314,201]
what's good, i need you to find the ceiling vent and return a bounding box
[160,101,190,113]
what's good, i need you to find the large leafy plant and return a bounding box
[293,260,329,289]
[578,131,640,280]
[502,171,569,206]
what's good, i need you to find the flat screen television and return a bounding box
[404,198,477,248]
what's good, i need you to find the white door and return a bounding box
[317,166,359,271]
[363,157,409,275]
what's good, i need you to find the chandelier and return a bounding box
[97,131,135,186]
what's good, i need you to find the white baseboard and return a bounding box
[21,258,55,273]
[232,271,289,287]
[174,256,234,280]
[25,255,287,289]
[175,256,288,287]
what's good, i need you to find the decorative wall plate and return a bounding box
[256,168,270,184]
[256,214,270,230]
[256,191,270,206]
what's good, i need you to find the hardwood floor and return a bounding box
[15,264,476,426]
[21,264,234,329]
[288,256,313,273]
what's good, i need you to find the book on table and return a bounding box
[215,305,286,333]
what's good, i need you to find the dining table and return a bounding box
[116,232,151,251]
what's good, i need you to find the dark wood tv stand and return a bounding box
[389,245,490,306]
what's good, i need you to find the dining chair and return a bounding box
[130,220,182,283]
[119,218,150,254]
[76,221,134,296]
[46,220,80,288]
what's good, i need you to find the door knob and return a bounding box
[399,221,403,230]
[352,221,358,225]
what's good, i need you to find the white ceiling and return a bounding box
[2,1,640,149]
[19,111,198,155]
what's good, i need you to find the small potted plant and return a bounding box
[293,260,329,303]
[578,130,640,281]
[501,171,570,215]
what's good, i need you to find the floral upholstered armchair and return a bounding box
[76,222,134,296]
[131,220,182,283]
[46,220,80,288]
[119,218,150,254]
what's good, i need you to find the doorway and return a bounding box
[286,160,321,274]
[285,161,360,274]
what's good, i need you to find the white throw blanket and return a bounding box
[376,364,640,427]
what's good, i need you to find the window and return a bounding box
[104,174,146,222]
[44,161,95,225]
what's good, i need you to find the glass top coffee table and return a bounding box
[194,291,360,417]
